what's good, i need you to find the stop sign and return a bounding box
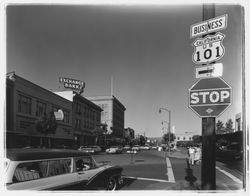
[189,77,232,118]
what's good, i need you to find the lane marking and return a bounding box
[166,157,176,183]
[123,176,172,183]
[216,166,242,184]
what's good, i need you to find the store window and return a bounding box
[18,94,32,115]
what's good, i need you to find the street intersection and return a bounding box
[93,148,243,190]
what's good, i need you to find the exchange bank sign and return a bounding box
[59,77,85,93]
[190,14,227,38]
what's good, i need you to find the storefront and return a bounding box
[6,72,74,148]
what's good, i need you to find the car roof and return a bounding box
[6,148,90,161]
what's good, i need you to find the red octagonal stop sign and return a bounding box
[189,77,232,118]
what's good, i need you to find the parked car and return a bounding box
[106,146,123,154]
[139,145,151,150]
[216,143,243,161]
[123,145,131,151]
[131,145,140,151]
[5,148,123,190]
[78,146,95,154]
[90,145,102,153]
[151,146,158,150]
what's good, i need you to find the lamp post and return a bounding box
[159,107,171,153]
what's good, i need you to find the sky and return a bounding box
[5,2,244,137]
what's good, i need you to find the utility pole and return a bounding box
[201,4,216,190]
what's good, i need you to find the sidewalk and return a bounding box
[165,149,243,191]
[165,149,188,159]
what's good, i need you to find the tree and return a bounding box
[162,132,176,145]
[192,135,202,144]
[139,135,147,146]
[36,111,58,147]
[226,118,233,129]
[216,120,224,130]
[216,120,225,134]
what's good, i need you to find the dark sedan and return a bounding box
[216,143,243,161]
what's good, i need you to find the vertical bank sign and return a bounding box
[59,77,85,94]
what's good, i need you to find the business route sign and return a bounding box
[190,14,227,38]
[189,77,232,118]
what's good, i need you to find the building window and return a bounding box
[63,110,70,124]
[75,103,81,114]
[183,137,186,140]
[75,119,81,129]
[177,137,180,140]
[84,119,87,128]
[36,101,46,117]
[18,94,32,115]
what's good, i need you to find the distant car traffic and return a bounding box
[139,145,151,150]
[78,146,95,154]
[123,145,131,151]
[151,146,158,150]
[5,148,123,190]
[89,145,102,153]
[131,145,140,151]
[106,146,123,154]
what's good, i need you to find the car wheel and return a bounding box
[106,177,117,191]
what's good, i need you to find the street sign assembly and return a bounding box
[190,14,227,38]
[189,77,232,118]
[192,32,225,64]
[195,63,223,78]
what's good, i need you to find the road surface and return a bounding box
[93,149,243,190]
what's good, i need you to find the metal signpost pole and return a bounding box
[201,4,216,190]
[159,108,171,155]
[190,3,231,190]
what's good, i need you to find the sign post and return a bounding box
[189,4,230,190]
[201,4,216,190]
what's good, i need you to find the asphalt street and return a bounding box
[93,149,244,191]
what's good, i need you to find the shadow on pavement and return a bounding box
[118,177,136,189]
[184,158,200,190]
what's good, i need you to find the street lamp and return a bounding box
[159,107,171,153]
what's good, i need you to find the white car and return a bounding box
[5,148,123,190]
[123,145,131,151]
[90,145,102,153]
[78,146,95,154]
[139,145,151,150]
[106,146,123,154]
[131,145,140,151]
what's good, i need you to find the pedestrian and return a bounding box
[188,146,195,165]
[194,146,201,165]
